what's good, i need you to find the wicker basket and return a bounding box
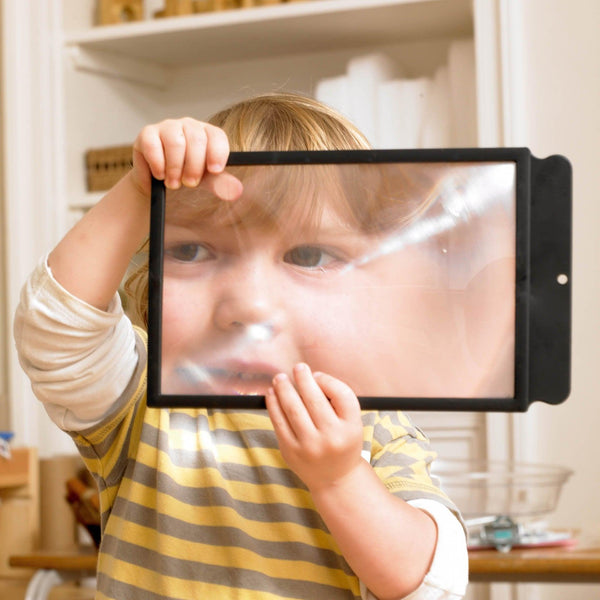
[85,145,133,192]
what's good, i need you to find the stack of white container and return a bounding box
[314,39,477,149]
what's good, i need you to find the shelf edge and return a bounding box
[64,0,456,45]
[68,46,170,89]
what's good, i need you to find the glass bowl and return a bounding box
[431,459,573,521]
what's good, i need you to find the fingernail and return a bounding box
[294,363,309,373]
[273,373,287,384]
[208,161,225,173]
[182,176,200,187]
[166,179,181,190]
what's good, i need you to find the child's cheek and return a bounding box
[162,281,189,327]
[288,289,369,368]
[160,280,204,355]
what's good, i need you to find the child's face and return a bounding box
[159,163,516,400]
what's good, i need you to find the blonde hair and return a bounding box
[124,92,372,328]
[209,93,371,152]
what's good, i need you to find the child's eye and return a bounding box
[283,245,339,269]
[165,243,212,263]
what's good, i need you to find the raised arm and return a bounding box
[266,364,467,600]
[48,118,242,309]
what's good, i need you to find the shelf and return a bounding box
[0,448,33,490]
[64,0,473,67]
[64,0,477,203]
[0,472,29,488]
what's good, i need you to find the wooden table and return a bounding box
[9,550,97,600]
[9,550,98,572]
[10,544,600,598]
[0,448,40,579]
[468,544,600,583]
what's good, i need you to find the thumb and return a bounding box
[199,171,244,202]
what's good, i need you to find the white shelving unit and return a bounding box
[57,0,501,213]
[64,0,473,70]
[3,0,515,492]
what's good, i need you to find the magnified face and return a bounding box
[159,162,516,399]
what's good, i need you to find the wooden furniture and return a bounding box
[155,0,196,17]
[97,0,144,25]
[10,543,600,599]
[9,551,97,572]
[469,544,600,584]
[9,550,97,600]
[0,448,40,578]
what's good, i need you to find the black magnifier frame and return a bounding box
[147,147,571,412]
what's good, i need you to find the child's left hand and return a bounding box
[266,363,364,492]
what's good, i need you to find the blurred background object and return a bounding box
[432,459,574,552]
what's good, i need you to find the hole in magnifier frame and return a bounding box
[557,274,569,285]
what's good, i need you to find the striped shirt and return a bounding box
[70,329,459,600]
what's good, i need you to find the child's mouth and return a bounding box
[173,362,279,396]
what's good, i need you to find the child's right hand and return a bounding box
[47,118,242,311]
[131,117,243,201]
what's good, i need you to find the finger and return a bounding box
[292,363,337,429]
[133,124,166,181]
[199,171,244,202]
[179,120,231,186]
[271,373,315,440]
[180,119,209,187]
[180,120,242,199]
[313,372,361,422]
[203,124,231,174]
[158,120,187,190]
[265,386,296,443]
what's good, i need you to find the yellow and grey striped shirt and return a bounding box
[68,329,458,600]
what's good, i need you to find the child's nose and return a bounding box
[212,265,285,336]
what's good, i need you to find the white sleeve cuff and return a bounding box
[13,254,139,430]
[360,499,468,600]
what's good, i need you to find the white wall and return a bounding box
[508,1,600,598]
[1,1,77,457]
[515,0,600,535]
[0,0,8,431]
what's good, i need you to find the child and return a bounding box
[156,158,515,399]
[14,93,468,600]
